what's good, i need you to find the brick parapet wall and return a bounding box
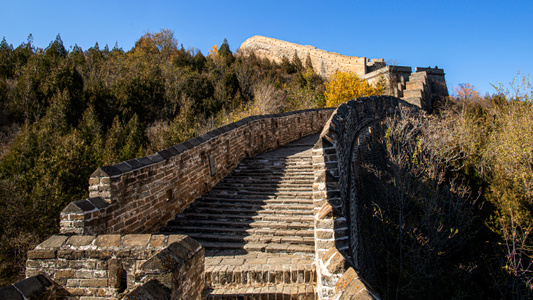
[312,96,419,299]
[60,108,334,236]
[25,234,204,299]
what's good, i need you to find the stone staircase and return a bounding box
[401,71,431,108]
[159,134,319,299]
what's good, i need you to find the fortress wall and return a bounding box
[312,96,418,299]
[416,67,449,97]
[25,234,204,299]
[60,108,335,236]
[239,36,384,78]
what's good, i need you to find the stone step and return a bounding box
[214,183,314,190]
[172,212,314,223]
[163,219,313,231]
[223,171,314,177]
[206,190,313,198]
[228,173,315,179]
[220,178,314,185]
[163,225,314,237]
[204,284,316,299]
[248,155,312,160]
[237,159,313,168]
[233,166,312,172]
[173,232,314,246]
[402,89,423,98]
[197,242,314,254]
[210,185,312,193]
[205,255,315,286]
[406,81,425,90]
[232,166,313,172]
[197,196,314,205]
[175,211,315,223]
[185,206,313,217]
[409,72,427,80]
[189,201,313,211]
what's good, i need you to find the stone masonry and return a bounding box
[312,96,419,299]
[22,108,334,299]
[159,134,320,298]
[25,234,204,299]
[60,108,334,237]
[8,37,449,298]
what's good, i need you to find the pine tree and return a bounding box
[292,51,303,72]
[305,53,314,70]
[45,34,67,59]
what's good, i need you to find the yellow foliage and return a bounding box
[454,83,482,102]
[324,71,383,107]
[489,101,533,226]
[208,44,218,58]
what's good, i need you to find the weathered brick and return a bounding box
[79,279,108,288]
[36,235,68,249]
[67,235,95,247]
[27,250,56,259]
[94,235,121,248]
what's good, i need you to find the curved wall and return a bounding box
[312,96,418,299]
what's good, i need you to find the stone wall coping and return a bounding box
[29,234,199,258]
[92,108,335,179]
[61,197,109,213]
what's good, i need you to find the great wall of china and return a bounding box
[0,36,448,299]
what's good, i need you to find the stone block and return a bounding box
[36,235,69,249]
[27,250,56,259]
[67,235,96,247]
[95,234,121,248]
[55,269,75,279]
[149,235,167,248]
[57,249,83,260]
[69,260,97,269]
[316,229,334,240]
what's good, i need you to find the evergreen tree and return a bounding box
[292,51,303,72]
[305,53,314,70]
[218,38,234,65]
[280,56,295,74]
[44,34,67,59]
[193,50,206,71]
[0,37,14,78]
[218,38,231,57]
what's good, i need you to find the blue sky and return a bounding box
[1,0,531,95]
